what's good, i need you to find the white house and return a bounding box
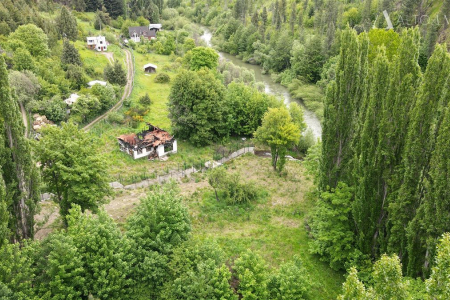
[86,35,108,51]
[64,93,80,106]
[117,124,177,160]
[87,80,107,88]
[149,24,162,31]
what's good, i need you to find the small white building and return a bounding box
[86,35,108,51]
[143,63,157,73]
[149,24,162,31]
[87,80,107,88]
[64,93,80,106]
[117,124,177,160]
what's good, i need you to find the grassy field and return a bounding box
[184,155,343,299]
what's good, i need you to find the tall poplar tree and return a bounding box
[320,27,361,190]
[384,28,422,259]
[392,44,450,276]
[0,56,40,242]
[352,47,390,257]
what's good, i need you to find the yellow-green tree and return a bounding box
[254,107,300,172]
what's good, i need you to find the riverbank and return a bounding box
[199,28,323,139]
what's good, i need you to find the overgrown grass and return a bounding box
[288,79,325,121]
[184,154,343,299]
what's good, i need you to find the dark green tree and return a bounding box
[61,40,82,66]
[0,56,40,243]
[104,61,127,86]
[168,69,229,146]
[56,6,78,41]
[393,44,450,276]
[103,0,124,18]
[320,27,362,190]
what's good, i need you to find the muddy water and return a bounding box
[200,29,322,139]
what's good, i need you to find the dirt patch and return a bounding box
[100,52,114,64]
[34,201,60,240]
[104,189,146,224]
[271,216,301,228]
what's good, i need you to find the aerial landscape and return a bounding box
[2,0,450,299]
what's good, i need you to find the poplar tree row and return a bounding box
[313,26,450,278]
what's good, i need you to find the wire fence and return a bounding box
[113,141,255,187]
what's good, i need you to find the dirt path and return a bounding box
[100,52,114,64]
[20,102,28,136]
[83,48,134,131]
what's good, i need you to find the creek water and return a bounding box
[199,29,322,139]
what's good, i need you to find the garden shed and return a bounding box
[143,63,157,73]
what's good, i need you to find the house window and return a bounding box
[137,148,143,154]
[146,146,153,152]
[164,143,173,153]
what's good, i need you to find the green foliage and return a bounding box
[8,70,40,105]
[0,242,35,299]
[36,122,111,222]
[104,61,127,86]
[56,6,78,41]
[0,56,40,242]
[90,84,116,110]
[9,24,49,57]
[168,69,228,146]
[291,36,325,83]
[310,182,356,270]
[71,94,101,122]
[139,93,151,105]
[32,233,85,299]
[67,205,131,299]
[426,233,450,299]
[126,186,191,255]
[12,48,34,71]
[337,268,368,300]
[207,167,259,205]
[233,249,269,300]
[254,107,300,172]
[268,256,310,300]
[38,95,67,123]
[61,40,82,67]
[184,46,219,71]
[154,72,171,83]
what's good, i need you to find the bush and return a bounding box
[154,73,170,83]
[207,167,260,205]
[139,93,151,105]
[297,129,316,154]
[107,112,124,124]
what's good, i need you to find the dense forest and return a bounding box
[2,0,450,299]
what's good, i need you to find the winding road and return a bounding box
[83,48,134,131]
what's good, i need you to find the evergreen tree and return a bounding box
[103,0,124,18]
[0,56,40,243]
[289,1,296,33]
[280,0,286,23]
[61,40,82,66]
[56,6,78,41]
[261,7,268,26]
[85,0,103,12]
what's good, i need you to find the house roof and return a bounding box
[149,24,162,30]
[118,124,174,149]
[128,26,156,38]
[64,93,80,106]
[87,80,107,87]
[143,63,157,70]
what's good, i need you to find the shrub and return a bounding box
[154,72,170,83]
[107,112,124,124]
[139,93,151,106]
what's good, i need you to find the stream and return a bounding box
[199,28,322,139]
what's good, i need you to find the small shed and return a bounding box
[87,80,107,88]
[64,93,80,106]
[143,63,157,73]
